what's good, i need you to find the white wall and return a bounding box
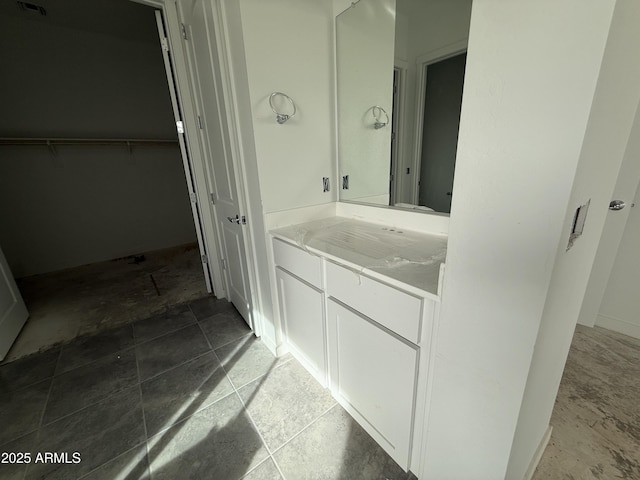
[596,180,640,338]
[423,1,618,478]
[507,0,640,477]
[337,0,395,202]
[577,106,640,329]
[237,0,336,214]
[218,0,337,351]
[0,3,196,277]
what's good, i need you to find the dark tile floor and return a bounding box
[0,296,411,480]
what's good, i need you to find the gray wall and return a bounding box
[0,1,196,277]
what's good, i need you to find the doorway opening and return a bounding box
[0,0,213,361]
[416,51,467,213]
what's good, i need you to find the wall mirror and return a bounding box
[336,0,472,214]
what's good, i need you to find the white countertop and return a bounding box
[271,217,447,298]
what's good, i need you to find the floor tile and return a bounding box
[136,324,211,382]
[241,458,283,480]
[26,386,146,480]
[56,324,134,374]
[44,348,138,424]
[0,431,38,480]
[0,379,50,446]
[238,360,335,451]
[141,351,234,436]
[273,405,408,480]
[215,335,289,389]
[0,346,60,393]
[79,443,149,480]
[132,304,196,344]
[147,393,269,480]
[199,308,252,349]
[189,296,234,320]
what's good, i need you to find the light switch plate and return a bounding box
[567,199,590,251]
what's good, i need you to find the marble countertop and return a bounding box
[271,217,447,298]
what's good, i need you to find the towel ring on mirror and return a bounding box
[372,105,389,129]
[269,92,297,124]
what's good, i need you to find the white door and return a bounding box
[0,246,28,361]
[175,0,253,325]
[155,12,214,294]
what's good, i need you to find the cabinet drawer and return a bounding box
[273,238,322,288]
[325,261,422,343]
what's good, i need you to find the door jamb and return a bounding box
[138,0,228,301]
[137,0,266,339]
[392,60,408,205]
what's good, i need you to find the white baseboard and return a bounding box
[595,314,640,340]
[524,426,553,480]
[260,334,279,357]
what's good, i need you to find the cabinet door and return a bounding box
[276,268,326,385]
[328,299,418,469]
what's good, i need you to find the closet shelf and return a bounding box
[0,137,178,147]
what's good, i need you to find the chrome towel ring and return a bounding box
[269,92,297,124]
[372,105,389,129]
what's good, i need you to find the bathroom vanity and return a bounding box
[270,216,447,471]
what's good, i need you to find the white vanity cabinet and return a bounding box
[273,239,327,385]
[325,260,428,468]
[327,299,419,468]
[271,219,445,473]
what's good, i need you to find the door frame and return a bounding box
[139,0,264,337]
[154,10,215,294]
[390,62,407,206]
[410,40,468,205]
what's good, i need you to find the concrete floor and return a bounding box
[3,244,208,363]
[534,324,640,479]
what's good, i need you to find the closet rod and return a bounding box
[0,137,178,147]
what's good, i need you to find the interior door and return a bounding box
[176,0,252,326]
[0,246,28,361]
[155,11,214,294]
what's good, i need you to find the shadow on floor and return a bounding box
[1,294,414,480]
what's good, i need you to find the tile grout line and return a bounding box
[231,374,284,480]
[220,351,295,392]
[75,441,148,480]
[35,346,64,430]
[52,343,137,379]
[209,331,255,352]
[139,347,215,384]
[21,346,65,480]
[133,315,198,347]
[144,390,237,440]
[39,351,139,428]
[230,356,322,480]
[213,338,278,479]
[133,327,153,480]
[195,319,215,351]
[135,323,238,441]
[270,402,340,457]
